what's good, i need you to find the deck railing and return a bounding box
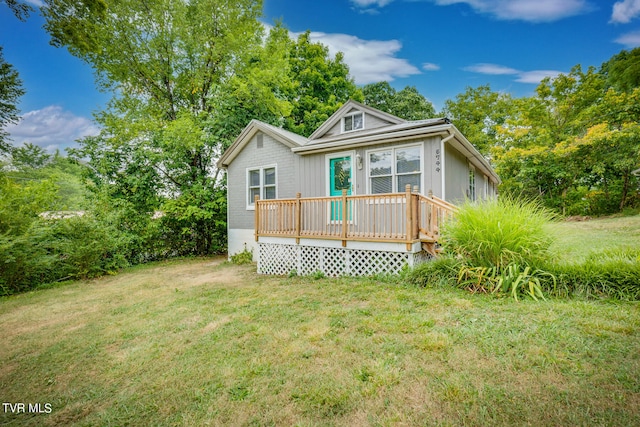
[255,185,456,251]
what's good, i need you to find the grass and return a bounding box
[1,251,640,425]
[547,215,640,264]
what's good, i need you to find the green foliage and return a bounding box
[362,82,435,120]
[284,31,363,137]
[0,46,25,152]
[441,84,511,156]
[456,263,551,301]
[601,47,640,93]
[406,257,460,288]
[544,249,640,300]
[0,173,59,235]
[442,197,555,269]
[0,215,129,295]
[230,246,254,265]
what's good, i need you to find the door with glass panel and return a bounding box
[328,155,352,221]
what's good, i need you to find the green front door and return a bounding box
[329,156,352,221]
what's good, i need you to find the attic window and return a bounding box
[343,112,364,132]
[256,133,263,148]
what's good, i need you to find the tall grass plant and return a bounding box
[442,197,555,269]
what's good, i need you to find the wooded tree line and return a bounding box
[0,0,639,293]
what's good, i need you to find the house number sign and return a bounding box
[435,148,441,173]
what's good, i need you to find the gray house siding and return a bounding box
[295,136,445,199]
[227,131,298,230]
[444,144,470,203]
[321,108,396,138]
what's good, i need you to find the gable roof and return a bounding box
[308,99,406,140]
[217,103,500,184]
[217,119,307,168]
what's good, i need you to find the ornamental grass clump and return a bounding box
[442,196,555,269]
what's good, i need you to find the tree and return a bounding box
[363,82,435,121]
[44,0,288,255]
[441,84,512,157]
[284,31,362,137]
[0,46,25,154]
[1,0,33,21]
[601,47,640,93]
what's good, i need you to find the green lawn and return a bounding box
[1,217,639,426]
[547,214,640,263]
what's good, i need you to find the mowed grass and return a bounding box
[1,217,640,426]
[547,214,640,263]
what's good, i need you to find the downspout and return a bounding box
[440,130,455,200]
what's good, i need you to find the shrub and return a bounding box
[442,196,555,269]
[456,263,553,301]
[407,257,460,288]
[0,215,130,295]
[230,246,254,265]
[544,249,640,300]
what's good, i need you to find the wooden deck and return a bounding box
[255,185,456,256]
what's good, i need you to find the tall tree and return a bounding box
[284,31,362,137]
[363,82,435,121]
[601,47,640,93]
[0,46,25,154]
[441,84,512,157]
[44,0,287,254]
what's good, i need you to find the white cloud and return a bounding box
[463,63,519,75]
[435,0,591,22]
[515,70,562,83]
[464,63,562,84]
[422,62,441,71]
[611,0,640,23]
[614,30,640,47]
[24,0,44,7]
[304,32,421,84]
[5,106,100,153]
[350,0,394,7]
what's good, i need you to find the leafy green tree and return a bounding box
[442,84,513,157]
[601,47,640,93]
[44,0,289,255]
[0,46,25,154]
[10,142,51,170]
[363,82,435,121]
[284,31,362,137]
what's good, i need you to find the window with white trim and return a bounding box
[247,166,276,209]
[343,111,364,132]
[469,167,476,201]
[368,145,422,194]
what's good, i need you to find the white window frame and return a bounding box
[468,165,476,202]
[366,143,423,195]
[246,165,277,210]
[342,111,364,133]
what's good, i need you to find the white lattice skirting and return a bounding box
[258,242,432,276]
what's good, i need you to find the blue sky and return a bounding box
[2,0,640,152]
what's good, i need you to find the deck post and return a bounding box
[254,195,260,242]
[405,184,412,251]
[341,189,348,247]
[412,186,419,240]
[295,192,301,244]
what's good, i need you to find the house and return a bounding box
[218,100,500,276]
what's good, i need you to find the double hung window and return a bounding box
[368,145,421,194]
[343,112,364,132]
[247,166,276,208]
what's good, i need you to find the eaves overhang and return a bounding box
[292,123,452,155]
[217,120,305,169]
